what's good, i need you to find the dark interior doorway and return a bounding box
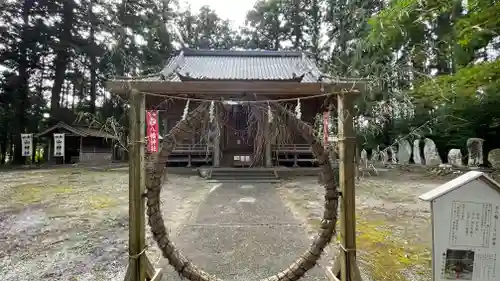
[222,104,254,166]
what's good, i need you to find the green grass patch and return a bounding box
[356,218,431,281]
[10,184,45,204]
[86,195,118,209]
[6,183,76,205]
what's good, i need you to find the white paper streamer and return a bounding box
[295,98,301,119]
[209,101,215,122]
[268,104,273,123]
[182,99,190,121]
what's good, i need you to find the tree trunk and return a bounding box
[0,133,7,164]
[89,0,97,114]
[13,0,34,164]
[310,0,321,62]
[292,0,301,49]
[50,0,74,123]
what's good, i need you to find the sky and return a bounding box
[179,0,258,27]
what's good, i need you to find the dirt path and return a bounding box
[0,168,213,281]
[278,170,450,281]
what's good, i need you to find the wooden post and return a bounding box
[124,88,162,281]
[336,93,361,281]
[265,120,272,167]
[79,136,83,163]
[213,105,221,167]
[48,138,52,163]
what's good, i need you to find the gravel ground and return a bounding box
[0,168,213,281]
[278,169,452,281]
[0,166,454,281]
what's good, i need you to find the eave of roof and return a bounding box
[106,48,367,95]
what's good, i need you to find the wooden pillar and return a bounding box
[79,136,83,163]
[213,105,221,167]
[336,93,361,281]
[265,119,272,167]
[162,115,168,137]
[128,88,147,281]
[47,138,52,163]
[124,88,162,281]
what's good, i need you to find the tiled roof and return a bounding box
[145,49,328,83]
[35,122,118,140]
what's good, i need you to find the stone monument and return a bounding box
[467,138,484,166]
[447,149,463,167]
[424,138,442,166]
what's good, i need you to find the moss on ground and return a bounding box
[356,218,431,281]
[5,181,117,211]
[279,184,432,281]
[5,183,73,204]
[9,184,45,204]
[86,195,118,209]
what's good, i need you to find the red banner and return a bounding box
[323,111,329,146]
[146,110,159,153]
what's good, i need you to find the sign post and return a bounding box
[420,171,500,281]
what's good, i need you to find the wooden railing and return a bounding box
[272,144,312,153]
[167,144,213,166]
[272,144,316,167]
[171,144,212,154]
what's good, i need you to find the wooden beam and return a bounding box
[337,93,360,281]
[105,80,364,95]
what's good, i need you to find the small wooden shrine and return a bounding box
[35,121,119,164]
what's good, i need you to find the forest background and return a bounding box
[1,0,499,164]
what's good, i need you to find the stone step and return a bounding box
[210,172,276,177]
[205,168,279,182]
[210,172,277,178]
[206,179,281,183]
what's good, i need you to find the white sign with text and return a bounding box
[21,133,32,157]
[53,133,65,157]
[420,171,500,281]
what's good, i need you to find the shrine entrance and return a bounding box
[222,103,255,167]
